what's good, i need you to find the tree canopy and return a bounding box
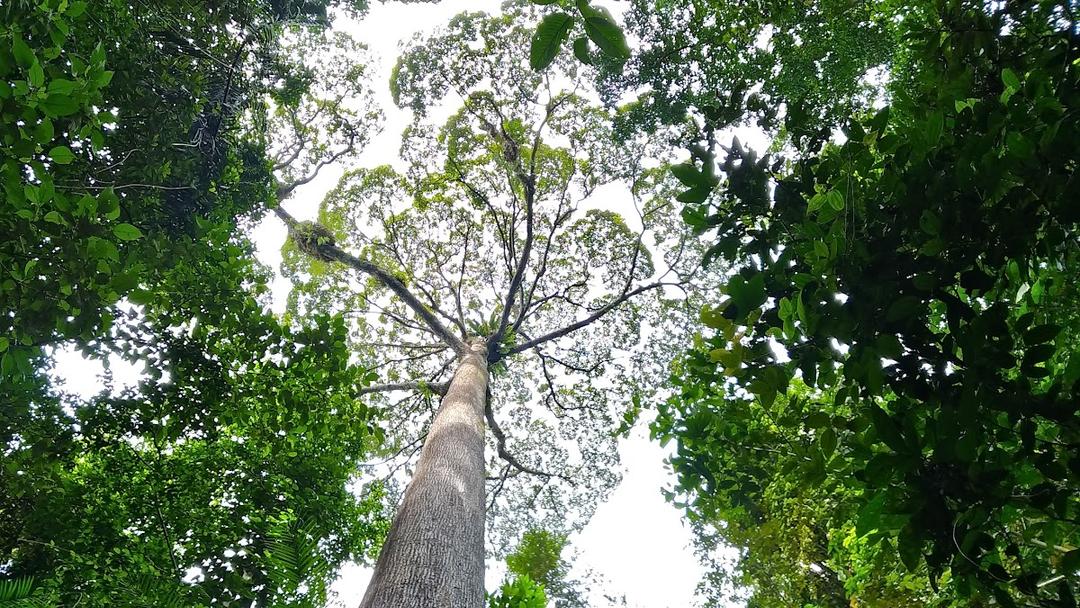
[278,6,709,556]
[651,0,1080,605]
[2,0,391,604]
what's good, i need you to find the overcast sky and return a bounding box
[53,1,772,605]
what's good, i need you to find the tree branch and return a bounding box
[274,207,466,353]
[503,280,677,358]
[358,381,448,396]
[484,396,573,483]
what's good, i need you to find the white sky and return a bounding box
[51,1,771,605]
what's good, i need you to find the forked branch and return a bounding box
[484,396,572,483]
[274,206,467,353]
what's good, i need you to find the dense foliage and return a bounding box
[656,0,1080,605]
[596,0,905,144]
[2,0,390,604]
[4,0,1077,605]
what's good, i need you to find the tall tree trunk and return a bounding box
[360,338,488,608]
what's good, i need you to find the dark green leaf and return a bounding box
[1023,344,1055,366]
[572,36,592,65]
[676,185,712,204]
[530,13,575,71]
[869,407,908,453]
[1024,324,1060,344]
[897,525,922,571]
[578,2,630,60]
[885,296,922,323]
[12,36,35,69]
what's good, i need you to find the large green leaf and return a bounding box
[530,12,575,71]
[577,2,629,60]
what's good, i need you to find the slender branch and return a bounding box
[357,381,448,396]
[490,175,534,354]
[504,280,678,358]
[484,396,572,483]
[451,222,471,337]
[275,134,355,200]
[274,207,466,353]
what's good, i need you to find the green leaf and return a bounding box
[12,36,35,69]
[530,13,575,71]
[94,70,114,88]
[28,61,44,87]
[676,185,712,204]
[86,236,119,262]
[885,296,922,323]
[819,427,837,458]
[826,189,844,211]
[578,2,630,60]
[856,493,886,536]
[572,36,592,65]
[805,412,830,429]
[1024,324,1060,344]
[869,406,908,453]
[897,525,922,571]
[1023,344,1055,366]
[1061,548,1080,573]
[47,78,79,95]
[670,163,700,186]
[42,93,80,117]
[876,334,903,359]
[1001,68,1021,91]
[128,289,154,305]
[48,146,75,165]
[112,223,143,241]
[34,118,55,144]
[924,110,943,145]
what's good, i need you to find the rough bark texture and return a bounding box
[359,338,488,608]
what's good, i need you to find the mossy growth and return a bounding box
[291,221,337,262]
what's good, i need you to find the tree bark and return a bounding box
[359,338,488,608]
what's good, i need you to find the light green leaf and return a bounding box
[826,189,844,211]
[48,146,75,164]
[112,223,143,241]
[1001,68,1020,91]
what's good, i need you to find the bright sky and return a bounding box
[52,1,770,605]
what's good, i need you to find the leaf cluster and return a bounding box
[658,1,1079,605]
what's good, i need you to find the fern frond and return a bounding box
[0,577,35,602]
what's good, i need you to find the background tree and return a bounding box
[2,0,391,604]
[502,528,597,608]
[655,0,1079,605]
[591,0,909,145]
[275,6,707,606]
